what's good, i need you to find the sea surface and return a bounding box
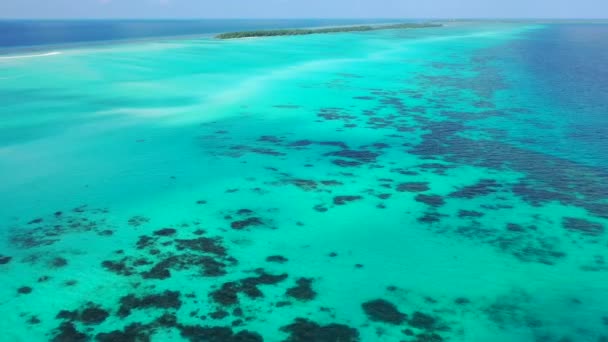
[0,19,415,51]
[0,20,607,342]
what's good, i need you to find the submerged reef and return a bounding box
[0,255,12,264]
[397,182,430,192]
[118,291,182,317]
[101,228,236,280]
[210,270,288,306]
[362,299,407,324]
[5,25,608,342]
[333,196,363,206]
[286,278,316,301]
[562,217,604,236]
[281,318,359,342]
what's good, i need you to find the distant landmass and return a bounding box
[215,23,442,39]
[0,19,428,51]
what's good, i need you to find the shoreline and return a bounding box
[215,23,443,39]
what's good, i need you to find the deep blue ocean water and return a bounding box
[485,24,608,167]
[0,19,414,51]
[508,24,608,120]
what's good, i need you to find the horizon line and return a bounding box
[1,17,607,20]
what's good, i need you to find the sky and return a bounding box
[0,0,606,19]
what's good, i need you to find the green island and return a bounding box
[215,22,443,39]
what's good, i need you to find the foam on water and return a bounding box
[0,51,61,60]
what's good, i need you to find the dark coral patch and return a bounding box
[136,235,155,250]
[266,255,288,263]
[290,179,318,191]
[28,218,43,225]
[211,270,288,307]
[418,163,455,175]
[325,150,379,163]
[0,255,12,265]
[286,278,316,301]
[587,203,608,219]
[454,297,471,305]
[101,259,135,276]
[38,275,51,282]
[232,330,264,342]
[143,255,228,279]
[96,324,150,342]
[449,179,500,199]
[391,168,419,176]
[18,286,32,294]
[319,141,349,149]
[563,217,604,235]
[511,182,569,206]
[369,143,390,149]
[9,206,110,249]
[414,332,444,341]
[313,205,328,212]
[290,139,314,147]
[321,180,343,186]
[417,212,444,224]
[396,182,430,192]
[80,307,109,325]
[230,145,285,157]
[457,210,484,218]
[281,318,359,342]
[176,237,227,257]
[56,310,78,320]
[506,223,525,232]
[361,299,407,325]
[211,282,240,306]
[333,196,363,205]
[240,271,288,299]
[415,194,445,207]
[104,225,234,281]
[231,217,264,230]
[154,228,177,236]
[258,135,283,143]
[51,257,68,268]
[237,209,254,216]
[118,290,182,317]
[210,310,229,320]
[409,312,438,330]
[332,160,362,167]
[178,325,262,342]
[53,322,87,342]
[128,215,150,227]
[27,316,41,325]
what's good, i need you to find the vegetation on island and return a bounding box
[216,23,442,39]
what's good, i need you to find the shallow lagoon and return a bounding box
[0,22,607,341]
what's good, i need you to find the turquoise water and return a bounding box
[0,22,607,342]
